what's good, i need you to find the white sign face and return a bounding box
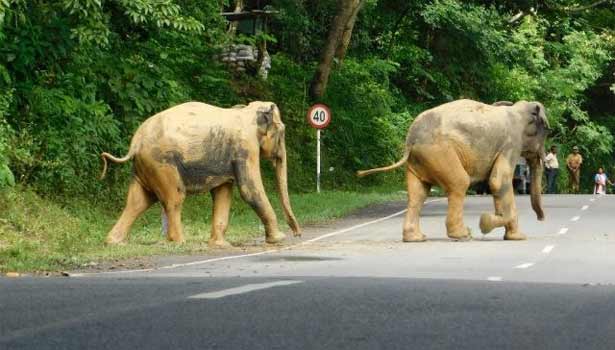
[307,104,331,129]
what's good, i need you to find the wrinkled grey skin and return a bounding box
[100,101,301,246]
[358,99,550,241]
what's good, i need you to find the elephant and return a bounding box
[99,101,301,247]
[357,99,549,242]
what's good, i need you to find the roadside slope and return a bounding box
[0,187,405,273]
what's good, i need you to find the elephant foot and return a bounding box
[266,232,286,244]
[447,227,472,241]
[402,232,427,242]
[479,213,497,234]
[208,239,232,248]
[504,231,527,241]
[105,233,126,245]
[167,235,185,243]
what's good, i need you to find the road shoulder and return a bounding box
[69,199,414,275]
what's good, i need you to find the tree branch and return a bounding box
[508,11,527,24]
[561,0,612,12]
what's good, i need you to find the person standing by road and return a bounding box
[594,167,613,195]
[545,145,559,194]
[566,146,583,193]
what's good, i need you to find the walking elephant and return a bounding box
[358,99,549,241]
[100,101,301,247]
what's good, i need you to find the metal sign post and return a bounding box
[306,104,331,193]
[316,129,321,193]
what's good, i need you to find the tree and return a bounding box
[309,0,365,101]
[227,0,244,35]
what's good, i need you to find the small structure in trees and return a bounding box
[221,1,276,79]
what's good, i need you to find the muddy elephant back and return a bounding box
[406,111,443,147]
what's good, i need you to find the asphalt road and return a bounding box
[2,194,615,349]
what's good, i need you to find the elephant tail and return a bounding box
[356,147,411,177]
[99,139,141,180]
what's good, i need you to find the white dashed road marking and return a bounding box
[188,280,303,299]
[487,276,503,282]
[558,227,569,235]
[571,216,581,222]
[590,198,596,202]
[514,263,535,269]
[581,205,589,211]
[542,245,555,254]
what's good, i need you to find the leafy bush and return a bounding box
[1,0,237,195]
[265,55,410,190]
[0,88,13,188]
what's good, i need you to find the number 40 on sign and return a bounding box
[306,104,332,193]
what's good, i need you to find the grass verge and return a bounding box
[0,186,405,273]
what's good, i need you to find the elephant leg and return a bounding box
[480,156,526,240]
[413,144,471,240]
[235,160,284,244]
[445,187,471,240]
[402,169,430,242]
[151,165,186,243]
[501,189,525,240]
[162,193,186,243]
[480,155,509,233]
[209,183,233,248]
[106,180,156,244]
[491,187,524,240]
[438,160,471,240]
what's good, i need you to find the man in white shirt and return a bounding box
[544,145,559,194]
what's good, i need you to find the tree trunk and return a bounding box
[309,0,363,101]
[334,0,365,63]
[227,0,244,35]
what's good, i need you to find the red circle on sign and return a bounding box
[306,104,332,129]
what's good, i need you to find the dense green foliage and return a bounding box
[0,0,236,195]
[1,0,614,196]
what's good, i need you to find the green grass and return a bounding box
[0,186,405,273]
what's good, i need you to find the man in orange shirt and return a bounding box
[566,146,583,193]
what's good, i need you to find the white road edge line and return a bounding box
[188,280,303,300]
[70,198,446,277]
[542,245,555,254]
[581,205,589,211]
[487,276,502,282]
[514,262,534,269]
[558,227,569,235]
[571,216,581,222]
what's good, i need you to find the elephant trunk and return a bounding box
[274,142,301,236]
[529,155,545,221]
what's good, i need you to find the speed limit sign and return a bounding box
[307,104,331,193]
[307,104,331,129]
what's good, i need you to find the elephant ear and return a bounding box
[524,102,549,137]
[256,103,275,135]
[492,100,514,106]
